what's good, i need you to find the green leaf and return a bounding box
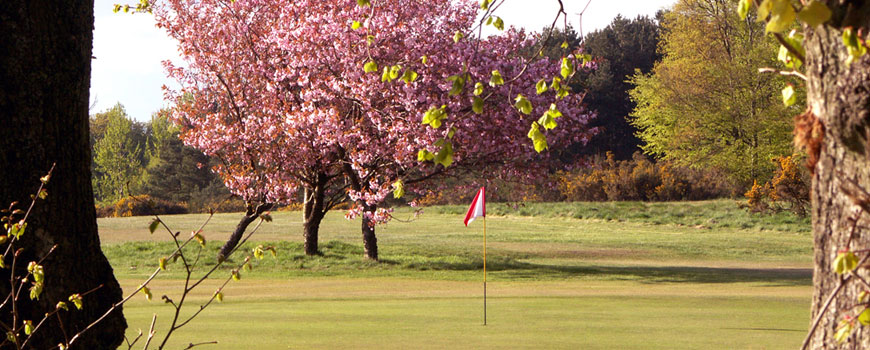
[834,251,859,275]
[417,149,434,162]
[141,286,152,301]
[351,20,362,30]
[433,141,453,168]
[253,245,265,259]
[453,31,464,43]
[535,79,549,95]
[149,218,159,234]
[843,27,868,65]
[421,55,428,64]
[447,74,465,96]
[859,308,870,326]
[215,291,224,302]
[514,94,533,115]
[556,84,571,100]
[777,31,805,69]
[159,257,167,271]
[381,67,392,82]
[392,180,404,199]
[401,69,418,84]
[472,97,484,114]
[836,321,853,343]
[798,1,831,27]
[560,41,569,49]
[473,82,484,96]
[489,70,504,87]
[29,282,42,300]
[56,301,68,311]
[193,232,206,247]
[356,0,370,7]
[492,16,504,31]
[363,61,378,73]
[447,127,456,139]
[421,105,447,128]
[537,114,557,130]
[737,0,752,20]
[763,0,796,33]
[23,320,33,336]
[550,76,562,90]
[480,0,492,10]
[782,84,796,106]
[546,103,563,119]
[232,269,241,281]
[486,16,492,25]
[366,35,375,46]
[389,65,402,80]
[527,122,548,153]
[37,189,47,200]
[560,57,575,79]
[69,294,83,310]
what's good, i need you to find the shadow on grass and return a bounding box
[395,257,812,286]
[105,240,811,286]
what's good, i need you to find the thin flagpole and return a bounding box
[483,215,487,326]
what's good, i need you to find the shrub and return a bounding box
[96,195,188,218]
[742,155,810,217]
[556,152,737,202]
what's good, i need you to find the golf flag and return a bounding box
[464,186,488,325]
[464,187,486,226]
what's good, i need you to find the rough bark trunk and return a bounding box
[302,179,327,256]
[361,205,378,260]
[0,1,127,348]
[218,202,273,262]
[805,12,870,349]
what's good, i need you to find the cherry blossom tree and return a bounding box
[156,0,596,260]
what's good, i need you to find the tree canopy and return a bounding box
[629,0,798,185]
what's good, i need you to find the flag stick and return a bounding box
[483,215,487,326]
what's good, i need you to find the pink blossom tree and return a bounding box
[156,0,596,260]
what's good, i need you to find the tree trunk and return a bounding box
[302,180,327,256]
[218,202,273,262]
[0,1,127,348]
[804,13,870,349]
[361,205,378,260]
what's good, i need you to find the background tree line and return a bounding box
[89,103,234,215]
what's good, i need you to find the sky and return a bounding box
[90,0,677,122]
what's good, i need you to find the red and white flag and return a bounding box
[464,187,485,226]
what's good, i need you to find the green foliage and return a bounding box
[421,105,447,128]
[513,94,532,115]
[797,1,831,27]
[561,17,661,159]
[843,27,868,65]
[92,103,148,202]
[629,0,798,186]
[363,60,378,73]
[834,251,859,275]
[527,122,547,152]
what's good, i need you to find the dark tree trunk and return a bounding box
[302,179,327,256]
[361,205,378,260]
[218,202,273,262]
[804,8,870,349]
[0,0,127,348]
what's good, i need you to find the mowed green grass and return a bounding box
[100,200,814,349]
